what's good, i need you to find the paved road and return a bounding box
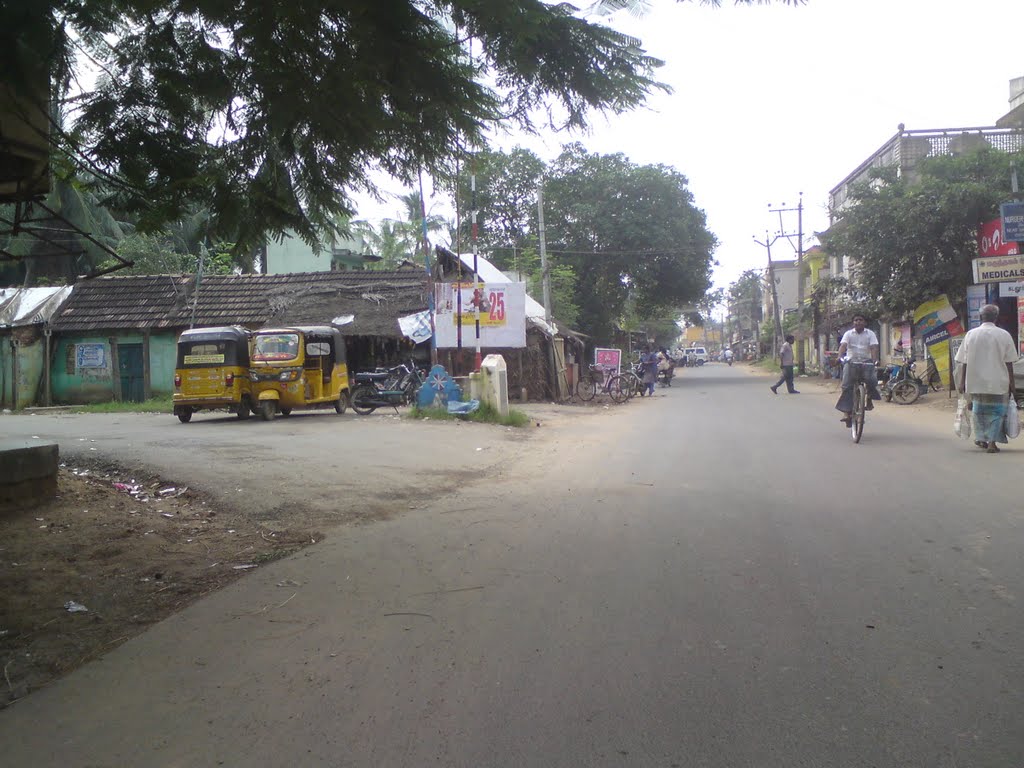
[3,366,1022,766]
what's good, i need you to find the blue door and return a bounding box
[119,344,145,402]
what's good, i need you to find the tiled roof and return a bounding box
[50,270,428,334]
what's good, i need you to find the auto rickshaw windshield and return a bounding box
[253,333,300,362]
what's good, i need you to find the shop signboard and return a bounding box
[1001,201,1024,243]
[972,253,1024,283]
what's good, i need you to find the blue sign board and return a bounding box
[1001,201,1024,242]
[75,343,106,369]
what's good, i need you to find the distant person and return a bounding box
[769,335,798,394]
[724,348,734,366]
[657,347,676,387]
[955,303,1018,453]
[640,345,659,396]
[835,313,881,426]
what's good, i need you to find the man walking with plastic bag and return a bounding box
[955,304,1018,453]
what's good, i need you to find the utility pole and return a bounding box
[418,167,437,366]
[753,232,784,358]
[537,182,552,325]
[769,194,806,372]
[470,171,481,371]
[537,179,557,399]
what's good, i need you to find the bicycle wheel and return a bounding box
[891,380,920,405]
[608,375,629,404]
[627,373,643,399]
[852,382,866,443]
[576,374,597,402]
[928,369,943,392]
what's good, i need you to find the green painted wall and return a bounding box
[150,334,177,396]
[51,332,180,403]
[15,338,44,409]
[51,335,118,404]
[1,335,13,408]
[0,334,46,409]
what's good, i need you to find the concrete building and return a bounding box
[823,74,1024,360]
[264,230,379,274]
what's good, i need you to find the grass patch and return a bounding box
[62,396,174,414]
[409,401,530,427]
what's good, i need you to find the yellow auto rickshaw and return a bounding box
[249,326,350,420]
[173,326,253,423]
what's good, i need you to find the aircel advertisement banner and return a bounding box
[913,294,962,390]
[434,282,526,349]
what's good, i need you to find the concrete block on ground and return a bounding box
[0,439,59,509]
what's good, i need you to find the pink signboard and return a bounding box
[594,347,622,372]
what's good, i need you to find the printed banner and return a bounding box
[914,296,961,389]
[594,348,622,372]
[913,294,957,335]
[1019,300,1024,356]
[978,218,1019,257]
[966,284,986,330]
[433,282,526,349]
[891,322,911,354]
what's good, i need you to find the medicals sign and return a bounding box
[972,253,1024,283]
[434,282,526,348]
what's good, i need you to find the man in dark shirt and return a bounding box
[770,334,799,394]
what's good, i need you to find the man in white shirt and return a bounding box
[835,313,881,426]
[955,303,1018,453]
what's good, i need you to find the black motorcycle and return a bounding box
[350,361,426,415]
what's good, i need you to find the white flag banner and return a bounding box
[398,310,433,343]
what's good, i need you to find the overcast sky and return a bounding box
[367,0,1023,295]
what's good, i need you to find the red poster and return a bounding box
[944,319,965,337]
[978,218,1019,257]
[1018,299,1024,355]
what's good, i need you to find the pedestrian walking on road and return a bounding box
[640,345,659,396]
[955,303,1018,454]
[770,334,799,394]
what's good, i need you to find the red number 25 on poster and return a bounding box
[488,291,506,322]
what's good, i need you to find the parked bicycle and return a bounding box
[618,359,647,398]
[576,363,629,404]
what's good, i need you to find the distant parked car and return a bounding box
[687,346,709,365]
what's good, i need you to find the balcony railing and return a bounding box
[829,126,1024,217]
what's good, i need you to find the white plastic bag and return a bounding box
[954,396,972,439]
[1006,400,1020,439]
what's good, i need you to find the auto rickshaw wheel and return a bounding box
[259,400,276,421]
[237,397,252,420]
[335,390,348,414]
[176,408,193,424]
[279,407,292,416]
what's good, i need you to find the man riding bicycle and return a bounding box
[835,313,881,427]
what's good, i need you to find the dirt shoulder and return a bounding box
[0,459,322,708]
